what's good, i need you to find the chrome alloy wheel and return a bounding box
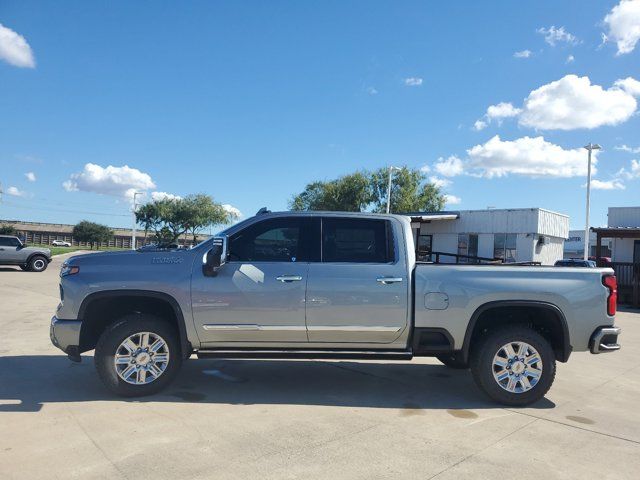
[114,332,170,385]
[492,341,543,394]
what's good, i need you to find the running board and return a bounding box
[196,349,414,360]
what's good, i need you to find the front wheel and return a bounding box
[95,314,182,397]
[470,326,556,406]
[29,255,48,272]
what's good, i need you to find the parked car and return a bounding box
[555,259,597,268]
[0,235,52,272]
[52,240,72,247]
[589,256,612,268]
[50,211,621,406]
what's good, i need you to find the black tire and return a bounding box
[28,255,48,272]
[436,352,469,369]
[95,314,182,397]
[470,325,556,406]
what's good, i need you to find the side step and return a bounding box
[196,349,414,361]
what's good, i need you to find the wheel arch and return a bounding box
[78,290,192,358]
[461,300,571,364]
[26,252,50,265]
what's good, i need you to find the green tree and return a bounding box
[72,221,113,249]
[290,167,445,213]
[135,194,236,245]
[289,171,372,211]
[370,166,445,213]
[0,224,17,235]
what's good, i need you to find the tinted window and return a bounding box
[494,233,517,263]
[0,237,19,247]
[322,218,393,263]
[228,217,319,262]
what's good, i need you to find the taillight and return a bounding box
[602,275,617,317]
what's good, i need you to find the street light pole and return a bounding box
[583,143,601,261]
[386,166,400,214]
[131,191,143,250]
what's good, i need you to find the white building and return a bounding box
[408,208,569,265]
[563,230,611,259]
[605,207,640,263]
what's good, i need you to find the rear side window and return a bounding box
[322,218,394,263]
[228,217,319,262]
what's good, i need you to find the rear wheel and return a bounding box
[95,314,182,397]
[436,352,469,369]
[470,325,556,406]
[28,255,48,272]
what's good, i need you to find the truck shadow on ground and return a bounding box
[0,355,555,413]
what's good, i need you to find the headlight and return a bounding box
[60,262,80,277]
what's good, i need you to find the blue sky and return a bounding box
[1,0,639,230]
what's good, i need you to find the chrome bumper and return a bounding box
[589,326,621,354]
[50,316,82,354]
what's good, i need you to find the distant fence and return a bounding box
[611,262,640,308]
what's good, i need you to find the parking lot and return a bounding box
[0,253,639,479]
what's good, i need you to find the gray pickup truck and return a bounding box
[0,235,51,272]
[50,211,621,405]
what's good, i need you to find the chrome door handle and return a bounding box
[276,275,303,282]
[376,277,403,285]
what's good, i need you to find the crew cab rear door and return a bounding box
[191,216,319,344]
[305,217,409,343]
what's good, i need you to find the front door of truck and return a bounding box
[305,217,409,344]
[192,216,319,344]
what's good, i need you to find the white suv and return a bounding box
[52,240,71,247]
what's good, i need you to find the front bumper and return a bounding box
[50,316,82,355]
[589,326,621,354]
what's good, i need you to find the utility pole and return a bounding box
[583,143,601,261]
[131,191,143,250]
[386,166,401,214]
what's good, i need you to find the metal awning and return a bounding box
[406,211,460,222]
[591,227,640,238]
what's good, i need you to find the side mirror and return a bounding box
[202,236,227,277]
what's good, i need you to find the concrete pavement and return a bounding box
[1,254,639,479]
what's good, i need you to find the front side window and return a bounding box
[494,233,517,263]
[322,218,393,263]
[228,217,318,262]
[0,237,19,247]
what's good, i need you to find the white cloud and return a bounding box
[365,86,378,95]
[514,49,532,58]
[617,159,640,179]
[24,172,36,182]
[63,163,156,198]
[537,26,579,46]
[615,144,640,153]
[222,204,242,218]
[150,191,181,201]
[6,186,26,197]
[473,119,488,131]
[603,0,640,55]
[566,54,575,63]
[519,75,639,130]
[428,176,452,189]
[444,194,461,205]
[404,77,423,86]
[474,102,521,130]
[434,155,464,177]
[419,164,431,174]
[589,179,626,190]
[0,23,35,68]
[614,76,640,96]
[466,135,593,179]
